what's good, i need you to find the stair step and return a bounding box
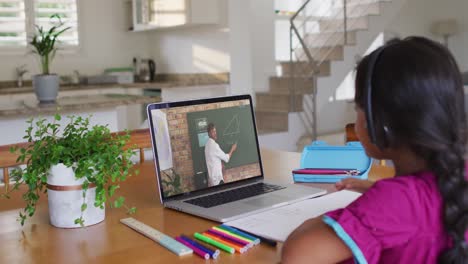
[257,127,288,135]
[269,76,315,94]
[304,31,356,47]
[330,2,380,18]
[295,46,344,62]
[334,0,390,8]
[256,93,303,112]
[280,61,330,77]
[255,110,289,132]
[319,16,368,32]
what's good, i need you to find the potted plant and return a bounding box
[30,14,70,104]
[3,114,137,228]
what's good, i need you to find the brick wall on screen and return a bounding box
[165,99,251,191]
[225,163,261,182]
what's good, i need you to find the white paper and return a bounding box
[225,190,361,242]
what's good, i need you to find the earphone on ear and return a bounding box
[364,45,389,149]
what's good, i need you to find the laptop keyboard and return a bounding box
[184,183,286,208]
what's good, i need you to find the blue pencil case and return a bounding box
[292,141,372,183]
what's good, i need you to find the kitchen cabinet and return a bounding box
[0,88,161,146]
[0,94,12,104]
[131,0,219,31]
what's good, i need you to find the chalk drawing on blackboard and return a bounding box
[223,114,240,136]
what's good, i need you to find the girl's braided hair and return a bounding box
[355,36,468,263]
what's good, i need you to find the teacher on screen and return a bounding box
[204,123,237,186]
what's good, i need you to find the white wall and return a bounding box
[161,85,228,102]
[249,1,276,93]
[228,0,252,96]
[387,0,468,71]
[259,112,308,152]
[148,0,230,75]
[148,26,230,74]
[228,0,276,96]
[0,0,151,81]
[149,0,276,96]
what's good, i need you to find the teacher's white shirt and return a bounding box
[204,138,230,186]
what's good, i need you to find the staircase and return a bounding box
[255,0,407,150]
[256,61,330,134]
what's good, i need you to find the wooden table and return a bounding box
[0,148,394,264]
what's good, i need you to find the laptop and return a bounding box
[147,94,325,222]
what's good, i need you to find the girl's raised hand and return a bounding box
[335,178,374,193]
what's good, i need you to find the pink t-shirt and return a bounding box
[324,171,462,263]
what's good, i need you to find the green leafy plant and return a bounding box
[161,169,184,197]
[2,114,138,226]
[30,14,70,75]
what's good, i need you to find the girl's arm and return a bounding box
[336,178,374,193]
[281,217,352,264]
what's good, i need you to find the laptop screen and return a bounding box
[147,95,263,200]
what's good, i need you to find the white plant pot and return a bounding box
[47,163,105,228]
[33,74,59,104]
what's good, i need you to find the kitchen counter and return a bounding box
[0,93,161,145]
[0,93,161,119]
[0,73,229,96]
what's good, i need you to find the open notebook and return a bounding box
[224,190,361,242]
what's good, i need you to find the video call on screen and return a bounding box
[151,99,261,197]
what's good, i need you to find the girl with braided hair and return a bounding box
[281,36,468,264]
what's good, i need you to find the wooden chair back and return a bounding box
[345,123,359,143]
[0,128,152,190]
[345,123,387,166]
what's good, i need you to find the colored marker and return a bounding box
[180,235,220,259]
[205,231,248,252]
[175,237,209,259]
[238,228,277,247]
[187,238,221,259]
[219,225,260,242]
[202,232,247,254]
[212,226,253,244]
[208,228,252,247]
[206,230,250,249]
[219,225,261,245]
[194,232,235,254]
[218,225,260,245]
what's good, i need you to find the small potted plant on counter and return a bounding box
[30,14,70,104]
[3,114,137,228]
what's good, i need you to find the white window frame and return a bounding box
[0,0,81,55]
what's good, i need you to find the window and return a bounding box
[0,0,27,46]
[0,0,78,48]
[34,0,79,46]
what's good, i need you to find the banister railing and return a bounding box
[289,0,381,141]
